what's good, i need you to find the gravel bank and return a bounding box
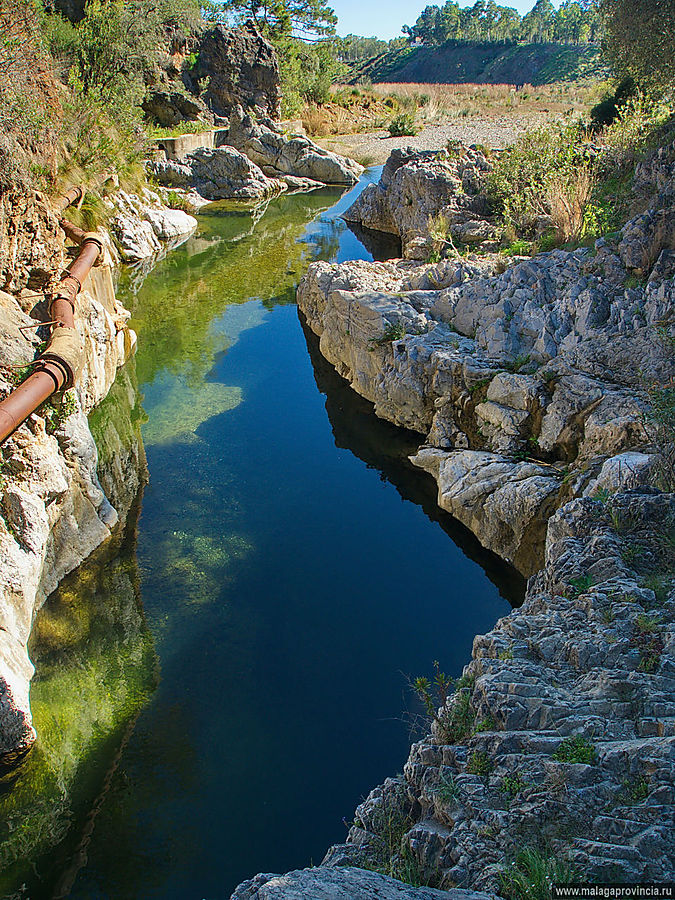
[316,115,550,164]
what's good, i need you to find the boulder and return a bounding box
[194,21,281,119]
[149,145,285,202]
[342,146,494,259]
[108,189,197,261]
[412,448,561,575]
[227,106,363,185]
[142,90,204,127]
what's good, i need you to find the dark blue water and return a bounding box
[10,174,523,899]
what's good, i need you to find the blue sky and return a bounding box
[332,0,557,40]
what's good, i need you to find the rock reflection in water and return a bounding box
[300,312,526,608]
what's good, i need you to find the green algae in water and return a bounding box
[0,522,157,899]
[140,375,243,446]
[121,189,338,389]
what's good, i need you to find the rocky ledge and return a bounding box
[231,866,494,899]
[148,106,363,205]
[298,140,675,576]
[0,188,144,764]
[343,145,497,260]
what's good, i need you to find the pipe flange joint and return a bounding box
[82,232,104,250]
[39,354,75,390]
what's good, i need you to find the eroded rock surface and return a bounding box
[194,21,281,120]
[298,140,675,573]
[227,106,364,186]
[0,223,140,763]
[149,145,285,203]
[107,188,198,261]
[231,866,494,900]
[342,146,495,259]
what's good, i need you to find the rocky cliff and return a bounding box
[0,182,168,765]
[322,488,675,888]
[298,140,675,576]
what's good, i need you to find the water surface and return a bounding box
[1,173,523,899]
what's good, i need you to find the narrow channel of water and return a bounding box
[0,172,523,900]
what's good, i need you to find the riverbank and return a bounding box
[227,136,675,893]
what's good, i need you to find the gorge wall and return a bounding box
[0,185,151,766]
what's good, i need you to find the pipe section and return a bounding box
[0,221,103,445]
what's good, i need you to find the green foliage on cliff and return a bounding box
[600,0,675,94]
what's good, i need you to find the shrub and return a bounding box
[546,166,595,242]
[466,750,494,776]
[552,735,598,765]
[388,113,417,137]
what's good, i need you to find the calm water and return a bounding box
[0,173,523,900]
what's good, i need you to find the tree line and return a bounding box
[402,0,602,46]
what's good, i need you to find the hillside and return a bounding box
[348,40,607,85]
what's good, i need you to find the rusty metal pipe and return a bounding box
[59,218,88,245]
[54,186,85,213]
[0,231,102,445]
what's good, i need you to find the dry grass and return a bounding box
[335,80,603,128]
[547,167,595,241]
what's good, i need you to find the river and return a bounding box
[0,172,523,899]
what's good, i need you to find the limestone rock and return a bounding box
[342,146,494,259]
[0,251,139,763]
[108,189,197,261]
[194,21,281,119]
[412,448,561,575]
[142,90,203,127]
[324,490,675,889]
[297,137,675,571]
[149,145,285,202]
[227,106,363,185]
[230,866,493,900]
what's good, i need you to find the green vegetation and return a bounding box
[432,772,461,803]
[357,788,431,887]
[631,614,664,673]
[369,321,408,347]
[0,527,157,898]
[466,750,494,776]
[600,0,675,95]
[487,97,672,246]
[348,41,605,87]
[617,776,649,805]
[499,772,527,798]
[552,734,598,764]
[412,664,477,743]
[499,846,576,900]
[402,0,601,47]
[0,0,201,195]
[388,112,418,136]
